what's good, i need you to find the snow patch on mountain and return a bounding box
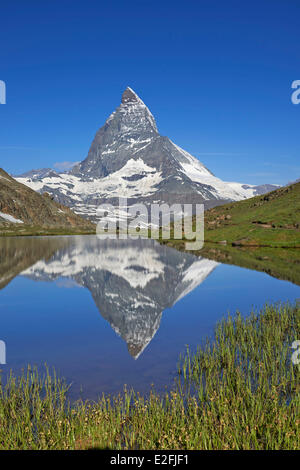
[17,158,163,218]
[0,212,24,224]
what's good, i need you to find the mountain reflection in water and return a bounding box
[23,237,219,358]
[1,236,218,359]
[1,235,300,399]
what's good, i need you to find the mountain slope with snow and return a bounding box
[0,168,95,231]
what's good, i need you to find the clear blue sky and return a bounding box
[0,0,299,185]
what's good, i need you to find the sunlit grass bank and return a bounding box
[0,302,299,450]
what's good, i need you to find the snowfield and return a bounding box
[0,212,24,224]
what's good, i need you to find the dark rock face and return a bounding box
[121,87,142,104]
[20,236,218,359]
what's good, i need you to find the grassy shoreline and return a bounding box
[160,241,300,286]
[0,302,299,450]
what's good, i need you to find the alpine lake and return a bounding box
[0,235,299,401]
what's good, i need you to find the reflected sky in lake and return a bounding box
[0,236,299,400]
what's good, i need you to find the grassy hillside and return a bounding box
[0,168,96,236]
[160,183,300,283]
[202,181,300,247]
[163,181,300,248]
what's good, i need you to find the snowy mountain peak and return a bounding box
[16,88,280,221]
[121,87,143,104]
[69,87,159,179]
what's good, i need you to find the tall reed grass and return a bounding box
[0,302,299,450]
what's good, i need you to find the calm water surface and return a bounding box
[0,235,299,400]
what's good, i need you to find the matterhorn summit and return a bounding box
[17,87,278,220]
[71,87,159,180]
